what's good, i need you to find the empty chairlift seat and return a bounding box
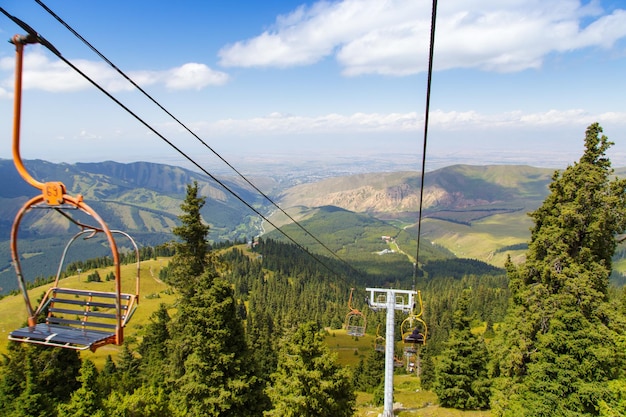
[9,287,138,351]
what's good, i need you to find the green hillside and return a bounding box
[0,159,270,293]
[4,159,625,295]
[264,205,454,285]
[273,164,555,269]
[0,257,175,362]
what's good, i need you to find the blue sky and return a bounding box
[1,0,626,172]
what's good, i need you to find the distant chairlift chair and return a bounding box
[401,290,428,354]
[374,324,385,352]
[345,288,366,337]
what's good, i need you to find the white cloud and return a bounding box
[165,63,229,90]
[218,0,626,75]
[197,108,626,136]
[0,87,11,99]
[77,129,102,140]
[0,50,229,94]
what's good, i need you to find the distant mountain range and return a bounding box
[266,164,557,269]
[3,158,622,293]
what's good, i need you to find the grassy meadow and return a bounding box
[0,257,176,367]
[329,328,492,417]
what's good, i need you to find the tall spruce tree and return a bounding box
[137,303,171,388]
[490,123,626,416]
[57,359,105,417]
[264,322,355,417]
[167,181,210,293]
[166,182,264,416]
[434,289,490,410]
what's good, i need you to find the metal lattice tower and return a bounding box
[366,288,417,417]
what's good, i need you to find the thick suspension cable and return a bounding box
[0,7,356,279]
[34,0,364,278]
[413,0,438,286]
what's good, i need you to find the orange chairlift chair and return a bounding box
[345,288,366,337]
[7,32,139,351]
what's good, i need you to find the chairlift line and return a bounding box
[414,0,438,286]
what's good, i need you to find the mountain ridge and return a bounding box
[3,158,622,293]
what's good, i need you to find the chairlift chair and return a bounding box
[400,290,428,354]
[344,288,366,337]
[374,324,385,352]
[7,32,140,351]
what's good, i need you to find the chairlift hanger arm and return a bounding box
[9,33,43,191]
[2,7,67,197]
[53,207,104,235]
[413,290,424,318]
[348,287,361,312]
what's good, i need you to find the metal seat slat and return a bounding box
[48,307,118,319]
[8,324,115,350]
[46,316,117,329]
[49,297,122,310]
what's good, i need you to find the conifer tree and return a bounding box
[104,385,172,417]
[246,305,279,386]
[115,344,142,393]
[97,355,117,396]
[419,346,436,391]
[490,123,626,416]
[167,181,210,293]
[264,322,355,417]
[166,182,264,416]
[12,354,50,417]
[57,359,105,417]
[137,303,171,387]
[434,289,490,410]
[0,343,81,416]
[168,274,264,417]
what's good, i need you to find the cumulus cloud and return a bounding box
[165,63,229,90]
[218,0,626,75]
[0,49,229,93]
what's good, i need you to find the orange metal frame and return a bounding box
[8,33,133,349]
[345,288,367,335]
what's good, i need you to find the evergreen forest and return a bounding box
[1,123,626,416]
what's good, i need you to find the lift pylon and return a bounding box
[366,287,417,417]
